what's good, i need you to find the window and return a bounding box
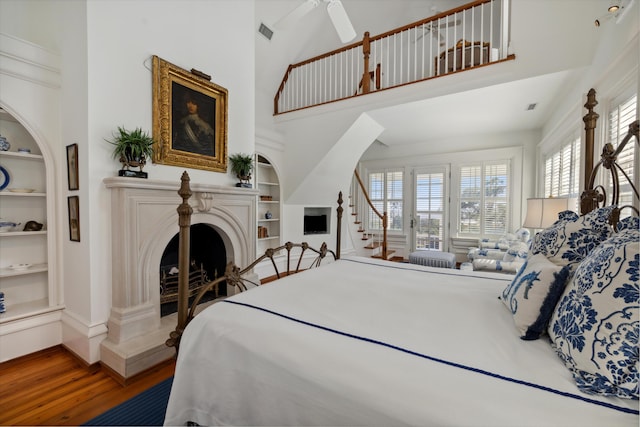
[606,93,637,214]
[368,169,403,231]
[458,161,509,236]
[544,134,581,198]
[415,170,446,250]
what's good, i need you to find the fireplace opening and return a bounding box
[159,223,227,317]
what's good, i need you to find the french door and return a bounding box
[412,167,449,252]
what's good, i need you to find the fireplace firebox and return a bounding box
[159,224,227,317]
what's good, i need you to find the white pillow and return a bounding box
[500,253,571,340]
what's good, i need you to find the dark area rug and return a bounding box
[84,377,173,426]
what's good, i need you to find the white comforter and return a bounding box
[164,256,639,426]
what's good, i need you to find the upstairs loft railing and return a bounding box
[275,0,512,115]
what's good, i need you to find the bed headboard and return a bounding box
[579,88,639,230]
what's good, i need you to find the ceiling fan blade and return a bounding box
[437,19,461,28]
[326,0,356,43]
[274,0,319,30]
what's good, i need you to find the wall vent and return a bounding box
[258,23,274,41]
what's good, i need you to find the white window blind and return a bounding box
[368,169,403,231]
[459,161,510,236]
[607,93,637,212]
[415,171,445,250]
[544,133,581,199]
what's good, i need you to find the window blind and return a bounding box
[544,133,580,199]
[459,161,509,236]
[607,93,637,211]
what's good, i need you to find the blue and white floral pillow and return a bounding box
[530,206,614,272]
[500,254,570,340]
[547,226,639,399]
[617,216,639,232]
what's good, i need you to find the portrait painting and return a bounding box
[152,55,228,172]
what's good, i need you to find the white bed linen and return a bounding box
[164,256,639,426]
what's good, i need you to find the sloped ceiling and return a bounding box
[255,0,609,146]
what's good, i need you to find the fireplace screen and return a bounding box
[159,223,227,316]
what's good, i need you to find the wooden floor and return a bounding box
[0,345,175,426]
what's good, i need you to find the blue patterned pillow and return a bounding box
[530,206,614,272]
[500,254,571,340]
[618,216,639,231]
[547,226,639,399]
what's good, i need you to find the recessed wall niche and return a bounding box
[303,207,330,235]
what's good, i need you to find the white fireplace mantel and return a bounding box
[100,176,257,379]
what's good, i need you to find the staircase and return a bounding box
[349,170,395,260]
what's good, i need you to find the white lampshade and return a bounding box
[522,197,577,229]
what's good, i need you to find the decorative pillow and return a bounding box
[530,206,614,272]
[515,227,531,243]
[500,254,570,340]
[502,241,529,262]
[473,259,523,273]
[547,226,639,399]
[468,248,506,261]
[617,216,639,232]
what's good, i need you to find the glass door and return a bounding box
[413,167,449,252]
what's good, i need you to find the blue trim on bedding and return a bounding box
[341,257,513,282]
[222,299,639,416]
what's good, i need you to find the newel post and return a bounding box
[362,32,371,94]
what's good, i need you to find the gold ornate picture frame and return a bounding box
[152,55,228,172]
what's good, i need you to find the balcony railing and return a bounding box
[275,0,512,115]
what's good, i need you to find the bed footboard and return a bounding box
[166,172,339,354]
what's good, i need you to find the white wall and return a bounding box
[0,0,256,364]
[539,4,639,195]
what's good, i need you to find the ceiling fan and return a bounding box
[275,0,357,43]
[421,18,461,46]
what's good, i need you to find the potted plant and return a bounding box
[106,126,155,178]
[229,153,254,188]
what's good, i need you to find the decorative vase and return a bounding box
[0,135,9,151]
[265,211,272,219]
[118,149,148,178]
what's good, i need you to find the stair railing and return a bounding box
[354,169,388,259]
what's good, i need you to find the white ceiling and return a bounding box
[255,0,607,146]
[368,69,581,145]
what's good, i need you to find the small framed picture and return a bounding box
[68,196,80,242]
[66,143,79,190]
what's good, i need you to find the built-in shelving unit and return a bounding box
[256,155,281,256]
[0,110,52,326]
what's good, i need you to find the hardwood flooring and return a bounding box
[0,345,175,426]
